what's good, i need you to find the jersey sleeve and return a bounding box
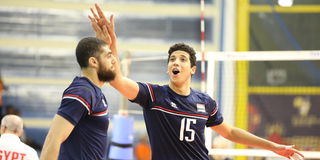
[206,97,224,127]
[130,82,156,109]
[57,86,93,126]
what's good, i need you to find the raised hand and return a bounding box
[88,4,117,53]
[88,16,111,45]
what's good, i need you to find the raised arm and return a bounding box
[89,4,139,100]
[211,121,304,160]
[40,115,74,160]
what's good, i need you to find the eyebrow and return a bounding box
[173,55,187,59]
[171,54,188,57]
[180,55,188,58]
[104,50,112,55]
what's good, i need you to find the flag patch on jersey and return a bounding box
[196,103,205,112]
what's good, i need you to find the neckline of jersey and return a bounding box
[166,85,193,98]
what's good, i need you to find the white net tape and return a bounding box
[209,149,320,159]
[206,50,320,61]
[128,50,320,62]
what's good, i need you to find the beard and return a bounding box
[97,63,116,82]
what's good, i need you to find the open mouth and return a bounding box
[172,69,180,75]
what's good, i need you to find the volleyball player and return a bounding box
[40,37,116,160]
[89,4,304,160]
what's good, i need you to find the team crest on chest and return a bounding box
[196,103,205,112]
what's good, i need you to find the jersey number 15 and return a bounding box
[179,118,196,142]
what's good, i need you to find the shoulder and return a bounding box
[137,82,167,92]
[20,142,37,152]
[191,89,211,100]
[136,83,168,102]
[14,141,38,157]
[64,82,95,98]
[191,89,217,105]
[137,82,162,88]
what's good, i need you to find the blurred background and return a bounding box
[0,0,319,159]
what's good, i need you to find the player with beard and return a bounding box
[88,4,304,160]
[40,37,116,160]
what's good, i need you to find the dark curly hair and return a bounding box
[168,43,196,67]
[76,37,106,68]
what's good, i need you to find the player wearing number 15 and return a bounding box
[89,4,304,160]
[128,44,222,159]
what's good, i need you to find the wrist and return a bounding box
[269,143,283,151]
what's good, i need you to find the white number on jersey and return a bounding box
[179,118,196,142]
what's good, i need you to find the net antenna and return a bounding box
[200,0,214,150]
[200,0,206,93]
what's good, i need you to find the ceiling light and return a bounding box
[278,0,294,7]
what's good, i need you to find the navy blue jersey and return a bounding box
[131,83,224,160]
[57,77,109,160]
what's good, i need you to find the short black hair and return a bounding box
[76,37,106,68]
[168,43,196,67]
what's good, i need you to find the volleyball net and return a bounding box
[123,50,320,159]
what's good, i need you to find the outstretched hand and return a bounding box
[273,145,304,160]
[88,4,117,52]
[89,16,111,45]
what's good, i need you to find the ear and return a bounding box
[88,57,98,68]
[0,126,5,134]
[16,129,23,137]
[191,66,196,75]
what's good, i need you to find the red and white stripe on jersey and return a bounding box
[151,106,208,120]
[210,106,218,116]
[145,83,156,102]
[63,94,92,115]
[91,110,108,116]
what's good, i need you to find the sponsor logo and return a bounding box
[170,102,178,109]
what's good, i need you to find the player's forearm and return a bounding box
[226,127,277,151]
[40,141,60,160]
[40,131,61,160]
[40,150,59,160]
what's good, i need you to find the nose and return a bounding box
[173,59,179,66]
